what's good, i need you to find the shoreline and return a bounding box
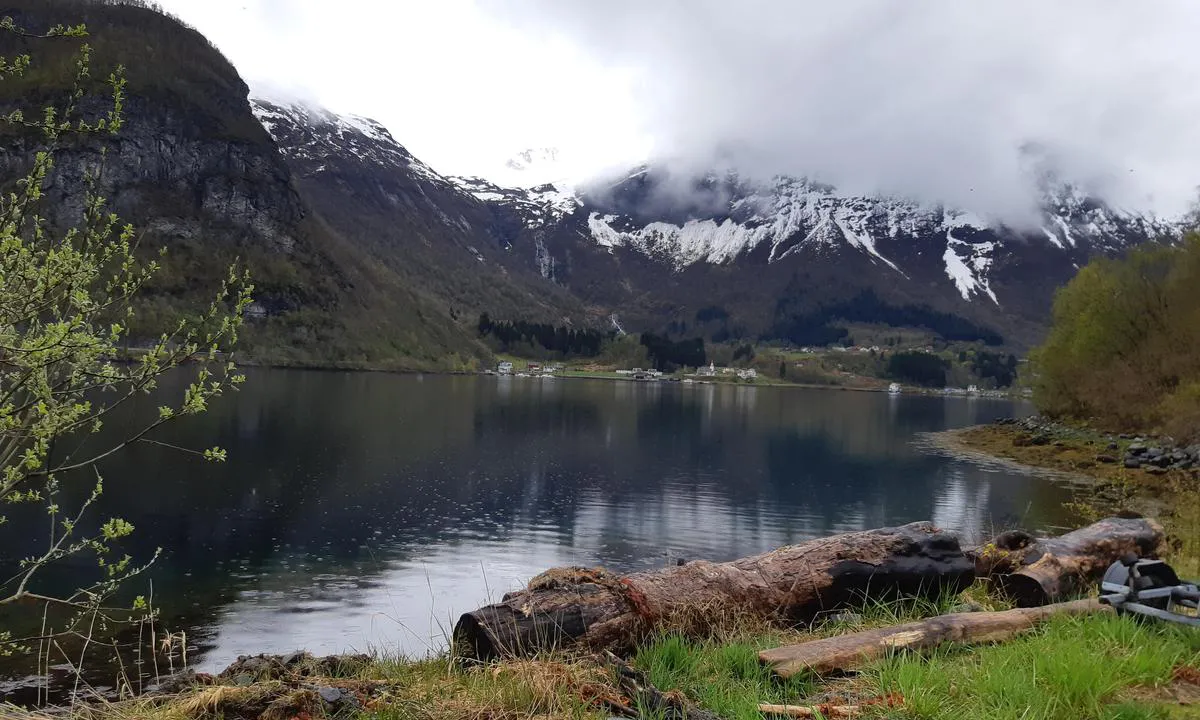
[148,349,1034,400]
[930,420,1198,546]
[917,426,1096,484]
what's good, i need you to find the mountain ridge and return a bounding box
[252,95,1184,350]
[3,0,1185,367]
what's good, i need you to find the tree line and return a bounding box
[769,287,1004,347]
[640,332,707,371]
[477,314,608,357]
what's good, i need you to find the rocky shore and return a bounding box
[991,415,1200,472]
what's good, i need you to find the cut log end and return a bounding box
[986,517,1164,607]
[452,611,498,662]
[993,573,1051,608]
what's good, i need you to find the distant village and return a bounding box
[489,355,1026,398]
[492,360,758,383]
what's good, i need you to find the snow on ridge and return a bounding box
[451,175,581,225]
[585,177,934,271]
[249,97,449,186]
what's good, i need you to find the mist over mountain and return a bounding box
[479,0,1200,225]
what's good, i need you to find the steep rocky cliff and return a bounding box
[0,0,493,368]
[249,97,587,328]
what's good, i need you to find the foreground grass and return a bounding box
[11,585,1198,720]
[632,611,1199,720]
[358,656,609,720]
[876,613,1200,720]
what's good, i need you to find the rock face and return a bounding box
[249,98,588,326]
[0,0,503,367]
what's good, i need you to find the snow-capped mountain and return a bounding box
[248,97,590,323]
[251,98,452,189]
[249,97,1185,348]
[450,175,579,228]
[482,167,1179,307]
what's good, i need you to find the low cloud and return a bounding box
[485,0,1200,221]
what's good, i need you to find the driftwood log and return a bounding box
[454,522,974,661]
[975,517,1164,607]
[759,598,1108,677]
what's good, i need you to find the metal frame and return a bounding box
[1098,557,1200,627]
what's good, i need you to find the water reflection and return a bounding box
[2,371,1073,693]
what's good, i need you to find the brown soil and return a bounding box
[1118,664,1200,715]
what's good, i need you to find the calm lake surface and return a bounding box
[2,369,1077,695]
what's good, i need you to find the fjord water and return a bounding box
[5,369,1074,686]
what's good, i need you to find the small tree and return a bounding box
[0,15,251,666]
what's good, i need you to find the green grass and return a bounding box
[635,635,816,719]
[872,613,1200,720]
[631,611,1199,720]
[631,587,995,719]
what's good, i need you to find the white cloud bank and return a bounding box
[161,0,1200,221]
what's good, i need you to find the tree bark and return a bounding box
[760,598,1108,677]
[978,517,1164,607]
[454,522,974,661]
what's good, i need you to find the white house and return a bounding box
[497,361,513,375]
[738,368,758,380]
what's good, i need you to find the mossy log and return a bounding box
[977,517,1165,607]
[454,522,974,661]
[759,598,1108,677]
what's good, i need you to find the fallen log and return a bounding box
[760,598,1108,677]
[978,517,1164,607]
[454,522,974,661]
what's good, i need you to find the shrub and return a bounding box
[1032,236,1200,439]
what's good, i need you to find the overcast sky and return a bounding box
[158,0,1200,220]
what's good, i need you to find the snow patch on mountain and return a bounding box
[250,98,447,185]
[588,176,945,272]
[944,231,999,304]
[451,176,580,226]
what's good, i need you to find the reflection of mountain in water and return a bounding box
[1,371,1073,697]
